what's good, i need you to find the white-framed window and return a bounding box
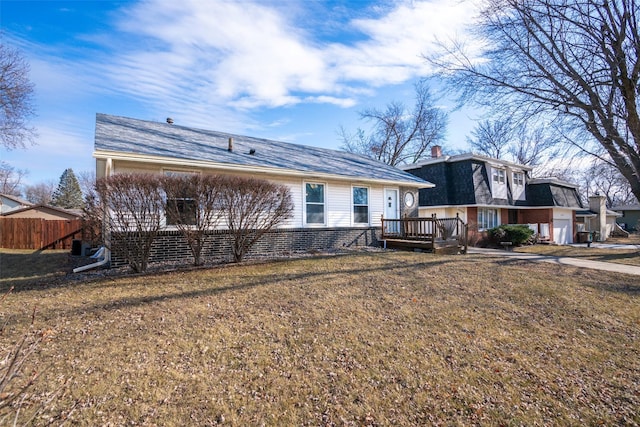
[491,166,507,199]
[352,186,369,225]
[305,182,325,225]
[478,208,499,230]
[164,169,199,225]
[513,172,524,186]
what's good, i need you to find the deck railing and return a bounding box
[381,214,468,252]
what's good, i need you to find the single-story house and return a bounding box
[93,113,433,264]
[401,147,584,244]
[611,203,640,232]
[0,193,32,214]
[1,204,82,220]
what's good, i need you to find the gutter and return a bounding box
[73,247,110,273]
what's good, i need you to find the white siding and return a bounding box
[327,183,351,227]
[370,187,384,226]
[107,160,399,229]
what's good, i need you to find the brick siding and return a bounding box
[110,227,381,267]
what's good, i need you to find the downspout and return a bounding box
[73,247,110,273]
[73,157,113,273]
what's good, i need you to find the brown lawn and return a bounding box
[515,234,640,266]
[1,250,639,425]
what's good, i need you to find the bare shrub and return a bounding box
[95,173,165,272]
[81,188,103,248]
[0,289,66,425]
[162,174,225,266]
[220,176,293,262]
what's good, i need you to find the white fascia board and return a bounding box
[402,153,534,172]
[419,203,583,211]
[93,150,433,189]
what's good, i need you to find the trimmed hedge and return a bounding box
[489,224,535,245]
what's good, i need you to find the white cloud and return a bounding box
[97,0,480,113]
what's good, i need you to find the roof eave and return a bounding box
[93,150,434,189]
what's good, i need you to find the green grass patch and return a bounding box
[1,251,638,425]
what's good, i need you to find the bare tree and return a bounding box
[509,126,560,167]
[467,118,514,159]
[0,41,36,150]
[162,173,226,266]
[220,176,293,263]
[341,80,448,166]
[0,161,27,195]
[582,159,638,207]
[23,180,55,204]
[467,117,561,168]
[77,170,96,198]
[432,0,640,201]
[95,174,165,272]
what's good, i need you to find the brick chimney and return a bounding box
[431,145,442,158]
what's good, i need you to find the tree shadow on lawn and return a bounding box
[63,254,457,316]
[0,250,75,290]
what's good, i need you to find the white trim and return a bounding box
[383,188,400,220]
[94,150,431,188]
[162,167,201,176]
[477,207,500,231]
[419,204,584,211]
[303,181,327,227]
[400,152,534,171]
[351,185,370,226]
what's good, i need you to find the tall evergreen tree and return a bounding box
[51,168,83,209]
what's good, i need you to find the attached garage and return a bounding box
[553,209,575,244]
[553,219,571,244]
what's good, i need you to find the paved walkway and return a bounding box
[468,247,640,276]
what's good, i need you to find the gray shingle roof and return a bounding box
[94,114,431,187]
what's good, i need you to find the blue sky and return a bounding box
[1,0,482,186]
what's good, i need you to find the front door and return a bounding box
[384,189,399,234]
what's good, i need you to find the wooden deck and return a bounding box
[381,215,468,254]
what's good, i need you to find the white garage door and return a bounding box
[553,219,571,244]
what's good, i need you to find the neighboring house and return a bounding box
[1,204,83,250]
[93,113,433,263]
[401,146,584,244]
[0,193,32,214]
[0,204,82,220]
[576,195,624,240]
[611,204,640,232]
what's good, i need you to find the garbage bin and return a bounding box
[593,231,601,242]
[576,231,592,243]
[71,239,82,256]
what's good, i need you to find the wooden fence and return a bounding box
[0,218,83,250]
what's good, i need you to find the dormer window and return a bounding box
[490,166,507,199]
[513,172,524,186]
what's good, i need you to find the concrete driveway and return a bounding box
[468,247,640,276]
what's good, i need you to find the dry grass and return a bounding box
[515,236,640,266]
[0,249,71,287]
[1,251,638,425]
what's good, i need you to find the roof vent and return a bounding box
[166,117,174,124]
[249,148,256,155]
[228,137,233,152]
